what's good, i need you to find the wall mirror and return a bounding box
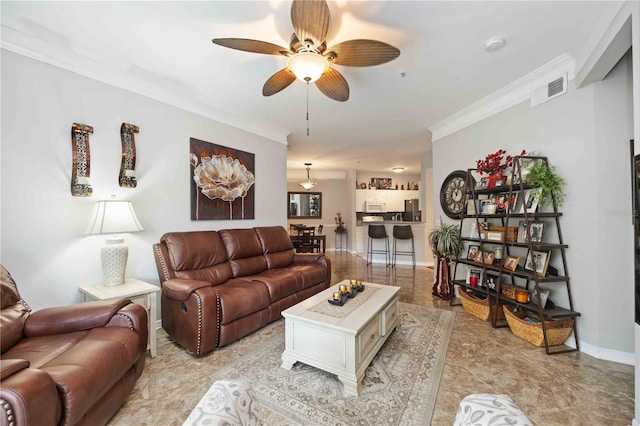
[288,192,322,219]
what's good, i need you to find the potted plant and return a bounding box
[428,221,463,299]
[523,162,565,209]
[476,149,526,188]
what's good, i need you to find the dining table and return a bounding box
[289,230,326,254]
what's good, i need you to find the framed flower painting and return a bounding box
[189,138,255,220]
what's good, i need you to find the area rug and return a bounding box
[211,302,455,425]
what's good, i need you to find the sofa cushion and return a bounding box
[251,270,302,302]
[254,226,295,269]
[220,229,268,277]
[288,264,328,289]
[216,279,270,325]
[4,327,141,425]
[162,231,233,284]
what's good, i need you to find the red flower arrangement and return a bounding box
[476,149,526,175]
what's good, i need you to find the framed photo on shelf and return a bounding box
[503,255,520,271]
[517,221,528,243]
[519,189,540,214]
[476,177,488,190]
[530,287,550,308]
[484,272,499,291]
[482,251,495,265]
[524,250,551,276]
[528,221,545,243]
[480,199,492,214]
[467,245,480,261]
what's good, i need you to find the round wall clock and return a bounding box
[440,170,474,219]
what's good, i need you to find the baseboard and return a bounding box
[578,340,635,366]
[632,418,638,426]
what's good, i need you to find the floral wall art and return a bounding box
[189,138,255,220]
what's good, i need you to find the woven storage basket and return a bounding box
[489,226,518,243]
[502,306,573,347]
[459,290,505,322]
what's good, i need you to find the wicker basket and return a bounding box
[503,306,573,347]
[489,226,518,243]
[459,290,505,322]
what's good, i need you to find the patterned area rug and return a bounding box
[212,302,455,425]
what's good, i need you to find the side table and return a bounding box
[79,278,160,358]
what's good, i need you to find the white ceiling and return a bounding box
[1,1,612,176]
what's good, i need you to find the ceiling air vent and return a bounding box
[531,74,567,107]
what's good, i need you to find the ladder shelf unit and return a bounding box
[451,156,580,355]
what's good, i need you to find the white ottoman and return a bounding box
[183,380,262,426]
[454,393,533,426]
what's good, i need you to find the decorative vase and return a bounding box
[488,173,504,188]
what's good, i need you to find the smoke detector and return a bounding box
[485,38,505,52]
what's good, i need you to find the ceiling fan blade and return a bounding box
[315,67,349,102]
[326,39,400,67]
[212,38,290,56]
[263,68,297,96]
[291,0,330,48]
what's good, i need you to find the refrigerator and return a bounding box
[403,199,420,222]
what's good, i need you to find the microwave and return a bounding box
[364,200,386,213]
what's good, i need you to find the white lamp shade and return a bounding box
[85,200,143,286]
[85,200,144,235]
[287,52,328,82]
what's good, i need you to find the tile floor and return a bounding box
[110,252,635,425]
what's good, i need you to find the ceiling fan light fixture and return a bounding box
[287,52,328,82]
[298,163,317,190]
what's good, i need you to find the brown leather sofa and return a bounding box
[153,226,331,356]
[0,265,148,426]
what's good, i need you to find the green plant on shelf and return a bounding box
[523,162,565,208]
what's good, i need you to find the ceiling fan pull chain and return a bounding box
[306,80,310,136]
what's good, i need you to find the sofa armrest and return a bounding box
[162,278,211,301]
[0,359,60,426]
[1,359,30,380]
[23,299,131,337]
[105,303,149,355]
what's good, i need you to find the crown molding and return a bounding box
[1,23,290,145]
[430,54,576,142]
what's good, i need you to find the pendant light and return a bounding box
[299,163,317,190]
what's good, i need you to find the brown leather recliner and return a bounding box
[0,265,148,426]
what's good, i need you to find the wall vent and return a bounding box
[531,74,567,107]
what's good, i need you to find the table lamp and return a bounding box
[85,200,143,286]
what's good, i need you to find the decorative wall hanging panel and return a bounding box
[189,138,255,220]
[71,123,94,197]
[119,123,139,188]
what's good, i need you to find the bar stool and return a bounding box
[392,225,415,268]
[367,224,390,266]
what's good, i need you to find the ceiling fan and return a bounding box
[212,0,400,102]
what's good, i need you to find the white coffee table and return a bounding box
[281,280,400,396]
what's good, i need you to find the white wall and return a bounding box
[1,51,288,313]
[432,52,634,361]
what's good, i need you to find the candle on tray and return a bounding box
[339,285,347,294]
[333,292,341,301]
